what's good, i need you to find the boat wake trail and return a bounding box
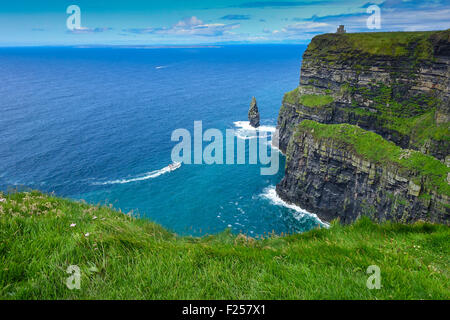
[93,162,181,185]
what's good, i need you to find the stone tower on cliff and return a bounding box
[336,25,346,34]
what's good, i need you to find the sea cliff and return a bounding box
[276,30,450,224]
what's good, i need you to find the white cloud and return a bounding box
[124,16,240,37]
[268,21,332,38]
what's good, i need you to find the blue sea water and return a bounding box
[0,45,324,236]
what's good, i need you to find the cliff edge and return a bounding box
[276,30,450,224]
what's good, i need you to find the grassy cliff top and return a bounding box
[0,191,449,299]
[283,88,334,107]
[295,120,450,197]
[306,29,450,61]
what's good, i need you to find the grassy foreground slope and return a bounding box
[0,191,448,300]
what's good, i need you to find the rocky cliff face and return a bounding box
[276,30,450,224]
[276,122,449,224]
[278,30,450,161]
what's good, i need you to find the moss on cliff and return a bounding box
[299,94,334,107]
[283,88,334,107]
[343,106,449,153]
[387,109,450,147]
[295,120,450,197]
[349,82,441,118]
[283,87,300,104]
[306,29,449,62]
[282,82,449,158]
[277,29,449,225]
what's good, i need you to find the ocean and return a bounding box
[0,45,325,236]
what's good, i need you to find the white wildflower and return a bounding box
[70,223,76,228]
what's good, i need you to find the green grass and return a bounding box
[293,30,450,156]
[349,83,441,118]
[282,84,449,158]
[342,106,449,152]
[0,191,449,299]
[385,110,450,148]
[299,94,334,107]
[307,30,450,61]
[283,87,300,104]
[283,88,334,107]
[338,81,449,153]
[295,121,450,197]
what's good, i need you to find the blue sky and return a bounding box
[0,0,449,45]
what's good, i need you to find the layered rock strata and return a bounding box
[276,30,450,223]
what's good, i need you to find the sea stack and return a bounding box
[248,97,260,128]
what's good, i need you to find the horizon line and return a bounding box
[0,43,312,48]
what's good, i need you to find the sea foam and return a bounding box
[93,163,181,185]
[260,185,329,227]
[233,121,276,140]
[233,121,281,153]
